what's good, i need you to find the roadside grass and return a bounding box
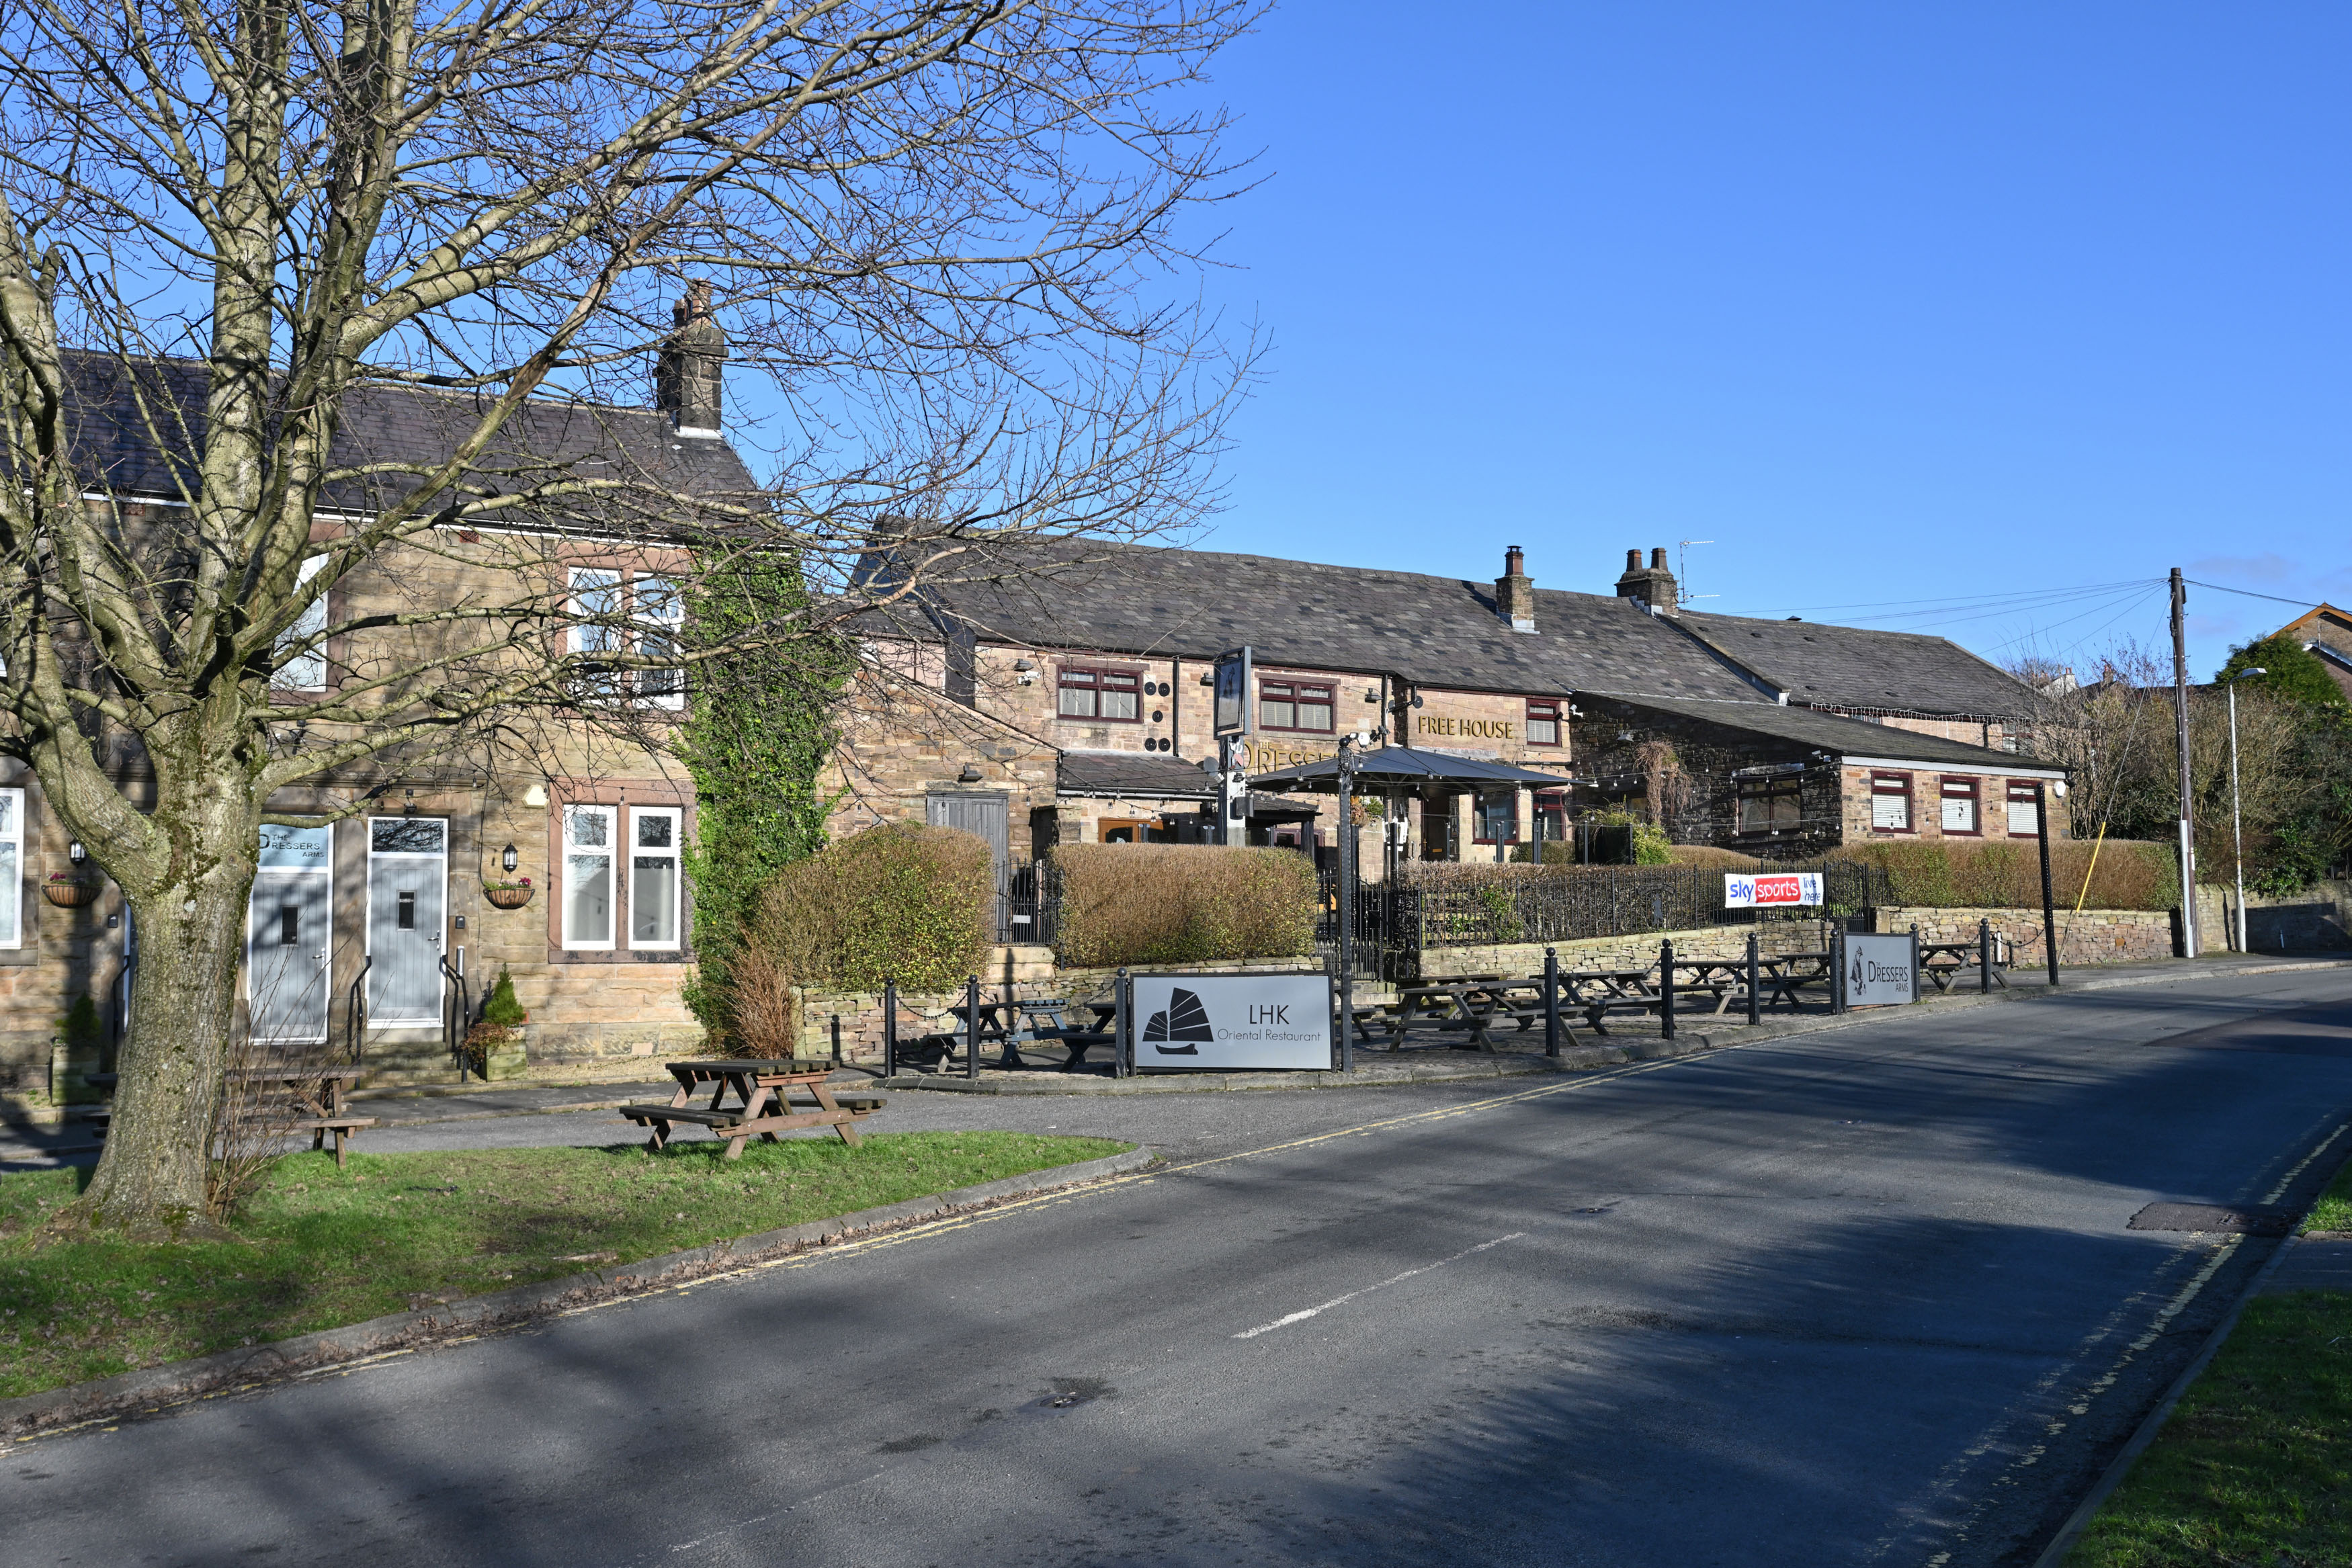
[0,1131,1125,1401]
[2068,1290,2351,1565]
[2302,1152,2352,1233]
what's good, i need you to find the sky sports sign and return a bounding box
[1723,872,1823,909]
[1130,972,1332,1071]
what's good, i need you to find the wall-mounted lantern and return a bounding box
[501,842,519,874]
[958,763,982,783]
[67,840,85,865]
[403,788,417,816]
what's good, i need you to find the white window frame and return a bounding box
[561,803,618,951]
[569,568,622,656]
[273,556,331,691]
[633,576,685,711]
[0,787,22,950]
[628,806,683,951]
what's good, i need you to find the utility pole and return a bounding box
[2169,568,2197,957]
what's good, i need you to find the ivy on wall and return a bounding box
[675,552,848,1039]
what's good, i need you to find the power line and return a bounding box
[1761,579,2158,616]
[2182,578,2319,611]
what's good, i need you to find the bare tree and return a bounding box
[0,0,1253,1235]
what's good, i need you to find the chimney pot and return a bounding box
[1505,546,1525,577]
[1650,546,1667,570]
[1626,548,1642,572]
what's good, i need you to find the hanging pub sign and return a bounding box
[1130,971,1331,1071]
[1213,646,1253,737]
[1724,871,1822,908]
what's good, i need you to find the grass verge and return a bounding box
[0,1131,1125,1401]
[2067,1289,2352,1565]
[2302,1151,2352,1233]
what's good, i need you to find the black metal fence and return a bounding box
[1336,861,1894,953]
[999,858,1060,947]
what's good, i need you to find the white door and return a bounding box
[247,824,333,1043]
[367,817,448,1024]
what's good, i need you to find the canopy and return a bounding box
[1247,744,1570,797]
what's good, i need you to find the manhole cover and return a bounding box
[2128,1202,2294,1235]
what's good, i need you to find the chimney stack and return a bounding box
[1615,544,1679,615]
[1495,546,1536,634]
[656,281,728,436]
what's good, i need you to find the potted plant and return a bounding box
[462,967,530,1079]
[42,871,99,908]
[482,875,534,909]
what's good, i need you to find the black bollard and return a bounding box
[883,979,897,1078]
[1544,946,1560,1057]
[1661,938,1676,1039]
[966,973,980,1080]
[1746,932,1760,1026]
[1978,918,1992,995]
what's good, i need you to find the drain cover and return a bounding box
[2128,1202,2294,1235]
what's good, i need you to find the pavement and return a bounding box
[6,963,2352,1565]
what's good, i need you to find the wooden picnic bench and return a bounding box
[1920,940,2005,992]
[227,1065,376,1168]
[617,1059,884,1160]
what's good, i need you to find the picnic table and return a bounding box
[617,1059,884,1160]
[1350,976,1543,1053]
[226,1065,374,1168]
[1919,941,2005,992]
[1755,951,1835,1008]
[1558,966,1666,1033]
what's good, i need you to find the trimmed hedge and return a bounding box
[750,823,995,995]
[1054,844,1319,968]
[1828,837,2179,911]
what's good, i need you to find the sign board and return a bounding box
[1724,872,1822,908]
[1212,647,1253,737]
[1130,971,1331,1071]
[257,823,332,870]
[1843,934,1917,1008]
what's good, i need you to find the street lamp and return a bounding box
[2224,667,2266,953]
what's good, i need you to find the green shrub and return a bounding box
[480,967,527,1029]
[1667,844,1761,871]
[1054,843,1318,967]
[750,823,994,994]
[1829,837,2178,910]
[58,994,102,1052]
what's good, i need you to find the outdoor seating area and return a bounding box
[890,992,1122,1076]
[617,1059,886,1159]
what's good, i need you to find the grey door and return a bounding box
[927,791,1009,894]
[247,871,331,1043]
[367,818,448,1024]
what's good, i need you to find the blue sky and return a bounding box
[1175,2,2352,679]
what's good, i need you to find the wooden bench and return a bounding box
[292,1115,378,1169]
[619,1062,884,1160]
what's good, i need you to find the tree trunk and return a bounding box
[57,814,259,1240]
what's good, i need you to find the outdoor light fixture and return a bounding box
[1013,658,1036,670]
[68,840,85,865]
[958,763,982,782]
[501,843,519,873]
[1013,658,1038,686]
[403,788,417,816]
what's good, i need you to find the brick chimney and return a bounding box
[1615,546,1678,615]
[1494,545,1536,634]
[656,281,727,437]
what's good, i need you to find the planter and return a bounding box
[42,881,99,908]
[482,885,536,910]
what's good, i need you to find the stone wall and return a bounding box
[1872,906,2178,967]
[1412,920,1843,983]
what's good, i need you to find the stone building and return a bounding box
[829,537,2068,878]
[2,328,747,1113]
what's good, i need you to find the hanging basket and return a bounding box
[483,884,536,910]
[42,881,99,908]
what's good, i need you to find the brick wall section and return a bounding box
[1570,699,1841,855]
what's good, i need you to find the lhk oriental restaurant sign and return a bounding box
[1131,972,1333,1072]
[1723,872,1823,909]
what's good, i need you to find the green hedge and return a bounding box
[750,823,995,994]
[1054,844,1319,968]
[1829,837,2179,911]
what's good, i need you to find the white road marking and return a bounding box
[1232,1233,1525,1339]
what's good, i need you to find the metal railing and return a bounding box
[999,857,1060,946]
[1355,861,1894,951]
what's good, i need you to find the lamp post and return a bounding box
[2225,666,2265,953]
[1335,736,1358,1073]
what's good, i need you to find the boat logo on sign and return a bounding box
[1144,988,1215,1054]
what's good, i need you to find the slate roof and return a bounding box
[1575,692,2060,770]
[913,536,1765,703]
[49,352,759,518]
[1674,611,2036,720]
[1056,749,1215,799]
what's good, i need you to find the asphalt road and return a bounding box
[11,966,2352,1567]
